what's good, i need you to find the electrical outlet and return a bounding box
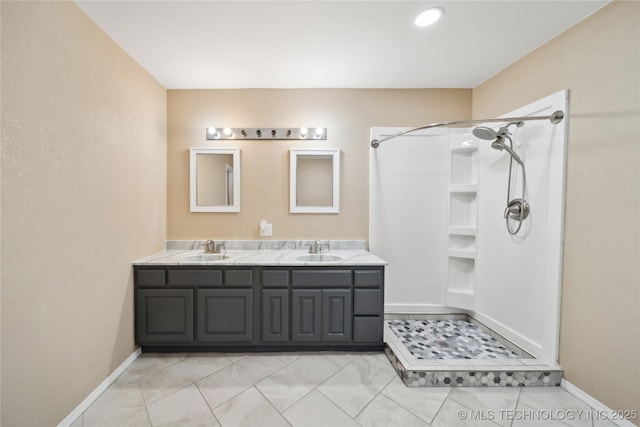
[260,221,273,237]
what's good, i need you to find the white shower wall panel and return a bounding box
[369,129,450,312]
[473,90,567,364]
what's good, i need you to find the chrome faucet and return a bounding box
[204,240,225,254]
[307,240,326,254]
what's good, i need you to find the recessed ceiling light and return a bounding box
[415,7,443,28]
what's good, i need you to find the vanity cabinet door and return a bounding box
[136,289,194,343]
[262,289,290,342]
[291,289,352,342]
[322,290,352,342]
[291,290,322,342]
[197,289,253,342]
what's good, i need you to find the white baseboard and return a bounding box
[561,379,638,427]
[57,348,142,427]
[384,304,466,314]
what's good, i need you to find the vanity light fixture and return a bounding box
[205,127,327,140]
[415,7,443,27]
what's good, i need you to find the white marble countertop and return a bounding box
[133,249,386,266]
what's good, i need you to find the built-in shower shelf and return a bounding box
[447,288,475,295]
[447,137,478,311]
[449,184,478,193]
[451,146,478,154]
[448,226,477,236]
[448,249,476,259]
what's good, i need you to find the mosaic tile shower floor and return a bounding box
[383,316,563,387]
[386,319,520,360]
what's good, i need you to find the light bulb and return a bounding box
[415,7,443,27]
[223,127,234,138]
[314,127,325,137]
[207,127,219,138]
[299,127,308,137]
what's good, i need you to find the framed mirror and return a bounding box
[190,147,240,212]
[290,148,340,213]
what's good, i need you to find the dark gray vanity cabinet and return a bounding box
[135,267,256,347]
[291,289,352,342]
[353,269,384,343]
[291,290,321,342]
[136,289,194,342]
[262,289,289,342]
[197,289,253,342]
[134,265,384,351]
[261,269,290,343]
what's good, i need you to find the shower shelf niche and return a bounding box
[449,184,478,193]
[446,134,479,310]
[448,226,476,236]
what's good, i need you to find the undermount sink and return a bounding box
[296,254,343,263]
[178,253,230,262]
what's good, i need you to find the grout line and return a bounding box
[429,387,454,425]
[509,387,523,427]
[193,378,223,426]
[315,386,365,425]
[253,385,294,426]
[141,381,154,427]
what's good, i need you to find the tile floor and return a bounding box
[71,351,617,427]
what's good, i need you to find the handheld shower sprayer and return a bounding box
[490,134,523,165]
[472,121,529,235]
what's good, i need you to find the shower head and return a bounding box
[472,126,497,141]
[472,125,523,164]
[473,121,523,141]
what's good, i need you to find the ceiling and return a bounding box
[75,1,608,89]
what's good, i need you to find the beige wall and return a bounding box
[473,1,639,419]
[296,156,334,207]
[167,89,471,240]
[1,2,166,426]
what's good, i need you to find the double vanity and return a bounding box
[133,241,386,353]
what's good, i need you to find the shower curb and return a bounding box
[384,343,562,387]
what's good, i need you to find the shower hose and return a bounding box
[504,146,528,235]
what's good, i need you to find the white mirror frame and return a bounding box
[190,147,240,212]
[290,148,340,214]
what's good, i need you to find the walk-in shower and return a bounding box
[371,110,564,236]
[370,90,569,378]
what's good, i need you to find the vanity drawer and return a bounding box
[353,317,382,343]
[168,269,223,287]
[225,269,253,287]
[354,289,382,315]
[135,268,166,287]
[262,270,290,288]
[292,270,352,288]
[354,270,382,288]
